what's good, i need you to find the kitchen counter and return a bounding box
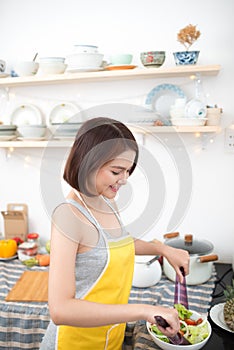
[0,260,233,349]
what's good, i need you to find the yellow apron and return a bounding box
[57,235,135,350]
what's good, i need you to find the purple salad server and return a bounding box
[155,316,191,345]
[174,266,189,308]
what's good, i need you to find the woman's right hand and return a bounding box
[143,305,180,337]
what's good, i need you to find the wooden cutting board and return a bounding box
[5,271,48,302]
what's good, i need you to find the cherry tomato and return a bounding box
[184,318,197,326]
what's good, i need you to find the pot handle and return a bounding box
[163,232,180,240]
[199,254,219,263]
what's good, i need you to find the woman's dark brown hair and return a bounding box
[63,117,139,196]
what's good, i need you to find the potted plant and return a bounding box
[173,24,201,65]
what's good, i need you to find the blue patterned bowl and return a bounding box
[173,51,199,65]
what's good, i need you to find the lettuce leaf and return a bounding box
[184,323,209,345]
[150,325,170,343]
[174,303,193,320]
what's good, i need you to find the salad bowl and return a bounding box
[147,308,212,350]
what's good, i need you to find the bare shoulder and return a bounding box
[52,202,99,247]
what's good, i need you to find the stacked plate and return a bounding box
[66,45,104,72]
[0,125,17,140]
[10,103,47,140]
[49,102,83,138]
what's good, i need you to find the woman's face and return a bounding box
[93,149,136,199]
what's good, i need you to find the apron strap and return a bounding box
[66,198,102,230]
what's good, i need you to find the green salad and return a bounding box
[150,304,210,345]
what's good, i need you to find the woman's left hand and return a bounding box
[162,245,190,283]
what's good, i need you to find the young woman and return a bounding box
[40,117,189,350]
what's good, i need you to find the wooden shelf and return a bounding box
[0,126,221,148]
[0,64,221,87]
[128,125,221,134]
[0,139,74,148]
[0,64,221,149]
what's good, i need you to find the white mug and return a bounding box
[0,59,6,72]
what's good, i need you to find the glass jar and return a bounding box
[27,233,39,245]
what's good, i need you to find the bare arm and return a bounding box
[134,238,190,283]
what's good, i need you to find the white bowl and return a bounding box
[171,118,207,126]
[147,310,211,350]
[73,45,98,53]
[38,62,67,75]
[66,52,104,68]
[39,57,65,63]
[14,61,39,76]
[52,122,82,136]
[17,125,47,138]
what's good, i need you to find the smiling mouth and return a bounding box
[109,185,120,193]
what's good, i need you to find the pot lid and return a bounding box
[135,255,157,263]
[165,234,213,255]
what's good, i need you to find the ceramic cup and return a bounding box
[184,99,207,118]
[173,51,200,65]
[0,59,6,72]
[206,107,222,126]
[110,54,133,65]
[140,51,165,68]
[14,61,39,77]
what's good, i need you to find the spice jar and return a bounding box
[27,233,39,245]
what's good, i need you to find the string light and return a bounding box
[189,74,196,80]
[6,147,14,159]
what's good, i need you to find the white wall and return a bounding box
[0,0,234,263]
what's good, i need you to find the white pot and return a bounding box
[132,255,162,288]
[163,233,218,285]
[163,254,218,285]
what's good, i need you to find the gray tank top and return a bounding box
[63,198,128,298]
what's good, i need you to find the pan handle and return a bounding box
[163,232,180,240]
[199,254,218,263]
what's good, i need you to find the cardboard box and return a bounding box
[1,203,28,241]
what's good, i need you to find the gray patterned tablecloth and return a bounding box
[0,260,50,349]
[0,259,216,349]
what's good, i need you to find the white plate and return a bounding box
[209,303,234,333]
[0,73,9,78]
[0,135,17,141]
[0,125,17,130]
[17,136,46,141]
[11,104,43,126]
[49,102,81,124]
[145,83,186,119]
[66,67,103,73]
[0,254,18,261]
[52,136,75,140]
